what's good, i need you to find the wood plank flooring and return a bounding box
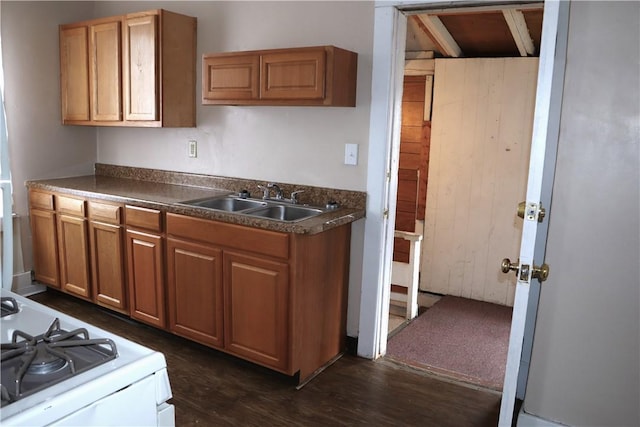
[30,290,501,426]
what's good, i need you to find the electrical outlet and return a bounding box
[188,140,197,158]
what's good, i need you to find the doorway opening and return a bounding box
[383,3,544,392]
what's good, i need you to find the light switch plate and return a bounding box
[188,140,197,158]
[344,143,358,165]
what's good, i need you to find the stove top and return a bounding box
[0,289,170,425]
[1,318,118,407]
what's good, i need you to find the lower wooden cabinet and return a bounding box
[29,191,351,385]
[224,251,289,371]
[30,192,128,309]
[126,229,165,328]
[166,231,290,371]
[30,207,60,287]
[57,213,91,299]
[166,238,224,348]
[89,221,127,313]
[165,212,351,382]
[88,200,127,313]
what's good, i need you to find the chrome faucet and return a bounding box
[258,183,304,204]
[267,183,284,200]
[257,184,271,200]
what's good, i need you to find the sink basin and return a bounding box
[179,195,326,222]
[246,205,324,222]
[181,196,266,212]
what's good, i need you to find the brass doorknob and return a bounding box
[532,264,550,282]
[501,258,519,274]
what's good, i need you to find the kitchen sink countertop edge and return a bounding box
[25,173,365,235]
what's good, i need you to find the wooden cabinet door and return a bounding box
[89,221,127,313]
[202,55,260,101]
[223,251,289,372]
[30,209,60,287]
[260,49,325,100]
[123,14,158,122]
[126,229,165,327]
[60,26,90,122]
[167,238,224,348]
[90,20,121,121]
[57,214,91,299]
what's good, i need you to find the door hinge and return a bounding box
[517,201,546,223]
[383,209,389,219]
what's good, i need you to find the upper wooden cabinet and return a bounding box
[60,26,91,121]
[202,46,358,107]
[60,9,196,127]
[91,20,122,122]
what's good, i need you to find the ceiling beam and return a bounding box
[415,14,462,58]
[407,3,543,16]
[503,9,536,56]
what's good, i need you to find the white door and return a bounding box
[499,1,570,425]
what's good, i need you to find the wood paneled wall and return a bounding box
[393,76,431,264]
[420,58,538,306]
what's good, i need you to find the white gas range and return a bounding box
[0,288,175,426]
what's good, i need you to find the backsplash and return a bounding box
[95,163,366,210]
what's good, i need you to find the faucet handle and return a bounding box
[290,190,304,204]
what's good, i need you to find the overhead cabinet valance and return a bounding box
[202,46,358,107]
[60,9,196,127]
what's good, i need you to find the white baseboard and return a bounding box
[13,272,46,296]
[518,407,568,426]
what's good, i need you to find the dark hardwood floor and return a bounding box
[30,290,501,426]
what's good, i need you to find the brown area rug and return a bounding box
[386,296,512,390]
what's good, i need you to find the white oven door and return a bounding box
[49,373,175,427]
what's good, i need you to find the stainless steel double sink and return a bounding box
[178,195,326,222]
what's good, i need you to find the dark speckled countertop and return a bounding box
[26,165,366,235]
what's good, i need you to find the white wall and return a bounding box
[2,2,98,272]
[95,1,373,191]
[2,1,373,336]
[523,2,640,425]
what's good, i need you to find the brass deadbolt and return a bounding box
[517,201,546,222]
[501,258,549,282]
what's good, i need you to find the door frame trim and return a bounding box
[358,1,569,425]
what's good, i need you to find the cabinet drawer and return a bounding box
[29,190,55,210]
[89,201,122,224]
[125,205,162,232]
[166,213,289,260]
[56,195,86,216]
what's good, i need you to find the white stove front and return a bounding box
[0,289,175,426]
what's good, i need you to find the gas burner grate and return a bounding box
[0,318,118,407]
[0,297,19,318]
